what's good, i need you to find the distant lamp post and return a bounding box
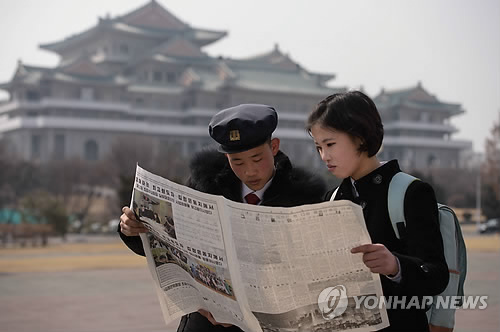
[476,168,481,225]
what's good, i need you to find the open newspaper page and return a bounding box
[224,200,389,332]
[131,165,389,332]
[132,165,261,332]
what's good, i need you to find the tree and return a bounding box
[107,135,189,210]
[0,142,42,222]
[482,184,500,220]
[34,158,114,233]
[481,114,500,219]
[20,190,68,239]
[0,138,123,237]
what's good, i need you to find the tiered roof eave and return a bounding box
[39,1,227,55]
[5,1,342,98]
[374,82,465,117]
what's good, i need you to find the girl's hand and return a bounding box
[197,309,233,327]
[351,244,399,276]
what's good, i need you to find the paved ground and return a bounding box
[0,232,498,332]
[455,250,500,332]
[0,235,178,332]
[0,268,176,332]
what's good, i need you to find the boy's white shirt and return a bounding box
[241,176,273,205]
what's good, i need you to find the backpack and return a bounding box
[330,172,467,331]
[388,172,467,332]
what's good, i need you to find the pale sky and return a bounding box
[0,0,498,152]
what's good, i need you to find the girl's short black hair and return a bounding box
[306,90,384,157]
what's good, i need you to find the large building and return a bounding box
[374,82,472,170]
[0,1,341,169]
[0,1,472,171]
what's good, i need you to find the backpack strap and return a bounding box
[388,172,419,239]
[437,204,468,302]
[330,187,339,201]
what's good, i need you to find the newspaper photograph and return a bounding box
[225,200,389,331]
[132,165,261,332]
[130,165,389,332]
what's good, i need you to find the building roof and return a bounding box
[374,82,463,116]
[240,44,301,71]
[383,136,472,149]
[229,68,336,96]
[185,68,224,92]
[0,62,50,90]
[154,37,208,58]
[0,58,130,91]
[127,84,184,95]
[2,1,339,99]
[228,44,333,79]
[39,1,227,54]
[58,55,111,77]
[119,0,187,30]
[212,44,338,94]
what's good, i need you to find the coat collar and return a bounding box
[337,160,401,200]
[188,149,293,202]
[354,160,400,194]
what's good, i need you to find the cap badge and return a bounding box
[229,130,240,141]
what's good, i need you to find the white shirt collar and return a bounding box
[349,177,359,198]
[242,176,274,205]
[350,161,386,198]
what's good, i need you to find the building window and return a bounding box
[31,135,41,160]
[26,90,40,101]
[166,72,176,83]
[84,140,99,161]
[188,141,197,152]
[420,112,430,122]
[54,134,65,160]
[153,71,163,82]
[427,154,436,167]
[392,111,400,121]
[80,88,94,101]
[120,44,129,54]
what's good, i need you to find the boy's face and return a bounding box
[226,138,280,191]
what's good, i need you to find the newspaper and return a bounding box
[131,165,389,332]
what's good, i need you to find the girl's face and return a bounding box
[310,124,368,180]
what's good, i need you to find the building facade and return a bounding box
[0,1,341,170]
[374,82,472,170]
[0,1,472,171]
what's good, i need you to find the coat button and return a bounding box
[373,174,383,184]
[420,264,429,273]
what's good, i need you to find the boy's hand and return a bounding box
[119,206,148,236]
